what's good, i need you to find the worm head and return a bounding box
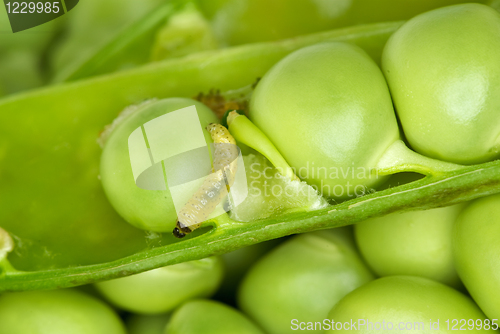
[172,220,193,239]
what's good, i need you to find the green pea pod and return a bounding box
[1,22,500,292]
[50,0,168,82]
[54,2,180,83]
[165,299,264,334]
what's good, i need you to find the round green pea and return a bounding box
[165,299,264,334]
[382,3,500,164]
[0,289,126,334]
[100,98,218,232]
[249,42,400,198]
[327,276,489,333]
[239,228,374,334]
[355,205,464,288]
[95,257,223,314]
[453,194,500,320]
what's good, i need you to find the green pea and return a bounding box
[100,98,218,232]
[382,3,500,164]
[249,42,460,199]
[355,205,464,288]
[165,299,264,334]
[95,257,223,314]
[0,289,126,334]
[239,228,374,334]
[453,194,500,320]
[326,276,489,333]
[249,42,395,198]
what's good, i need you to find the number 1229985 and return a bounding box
[5,2,61,14]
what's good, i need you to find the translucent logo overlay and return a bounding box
[127,105,248,224]
[3,0,79,33]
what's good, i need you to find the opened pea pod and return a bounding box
[2,8,500,292]
[100,39,494,237]
[4,3,500,332]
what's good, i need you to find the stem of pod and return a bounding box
[375,140,465,176]
[227,111,299,181]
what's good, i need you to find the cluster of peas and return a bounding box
[1,2,500,334]
[0,195,499,333]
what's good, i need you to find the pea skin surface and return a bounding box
[0,290,126,334]
[100,98,218,232]
[165,299,264,334]
[382,3,500,164]
[355,204,464,288]
[250,42,400,198]
[326,276,490,333]
[453,194,500,320]
[239,228,374,334]
[95,257,223,314]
